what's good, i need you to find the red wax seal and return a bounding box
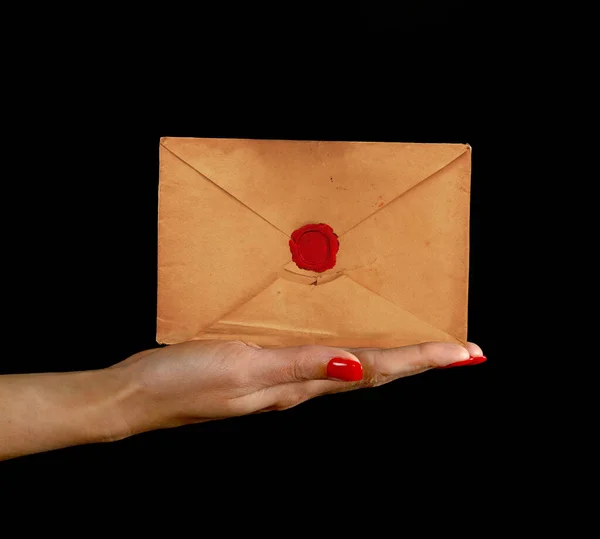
[289,223,339,272]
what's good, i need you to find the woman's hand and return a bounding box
[0,340,485,460]
[111,340,486,437]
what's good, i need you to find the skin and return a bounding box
[0,340,483,461]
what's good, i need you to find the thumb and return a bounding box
[258,345,363,385]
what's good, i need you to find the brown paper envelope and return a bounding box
[157,137,471,347]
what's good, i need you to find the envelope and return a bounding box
[157,137,471,348]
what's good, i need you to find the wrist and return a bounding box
[65,366,154,444]
[66,368,141,444]
[106,364,175,440]
[96,365,154,442]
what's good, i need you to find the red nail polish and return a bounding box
[327,358,363,381]
[438,355,487,369]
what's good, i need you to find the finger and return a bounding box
[466,341,484,357]
[436,341,486,369]
[300,341,485,392]
[245,341,486,409]
[348,342,483,355]
[255,345,363,386]
[233,378,347,413]
[354,342,471,384]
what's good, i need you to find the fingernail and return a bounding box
[327,357,363,381]
[438,355,487,369]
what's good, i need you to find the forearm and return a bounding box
[0,367,137,460]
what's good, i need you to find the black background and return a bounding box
[1,5,529,486]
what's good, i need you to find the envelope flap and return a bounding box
[161,137,469,236]
[197,275,462,348]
